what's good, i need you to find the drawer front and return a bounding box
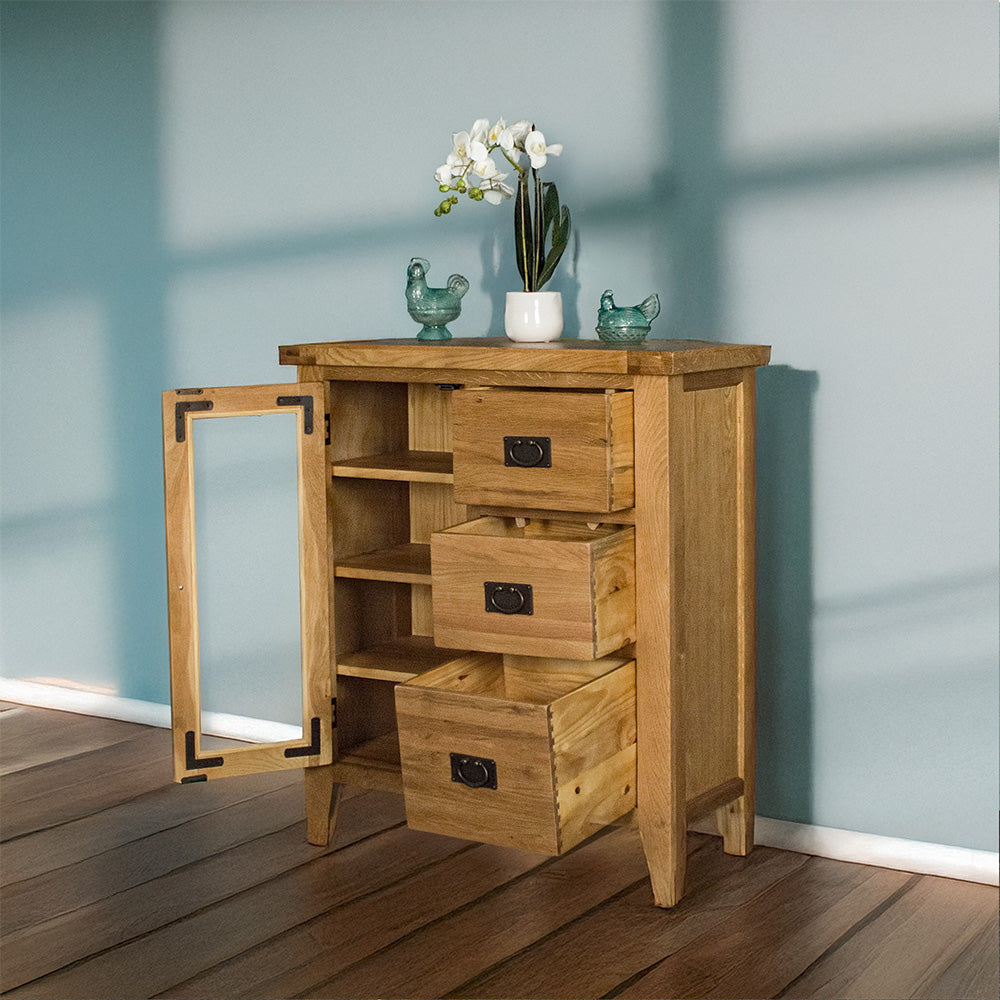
[451,389,634,512]
[431,517,636,660]
[395,653,636,855]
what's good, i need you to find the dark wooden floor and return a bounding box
[1,702,997,1000]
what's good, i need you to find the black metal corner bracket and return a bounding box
[185,730,224,770]
[175,401,213,442]
[276,395,314,434]
[284,716,322,758]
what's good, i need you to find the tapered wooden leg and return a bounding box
[638,806,688,907]
[304,765,342,846]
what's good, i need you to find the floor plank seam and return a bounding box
[0,730,156,786]
[157,840,489,1000]
[595,847,823,1000]
[290,829,639,999]
[444,866,661,999]
[2,816,308,935]
[774,871,923,999]
[445,878,654,1000]
[0,820,412,996]
[292,843,578,999]
[443,836,724,1000]
[0,777,307,868]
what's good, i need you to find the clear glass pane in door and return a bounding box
[192,412,303,739]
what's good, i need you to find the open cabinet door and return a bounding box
[162,383,332,782]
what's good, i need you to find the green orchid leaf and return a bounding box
[537,196,571,290]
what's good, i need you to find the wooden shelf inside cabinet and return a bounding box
[337,635,469,683]
[332,450,453,484]
[334,542,432,584]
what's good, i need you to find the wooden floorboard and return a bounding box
[1,709,996,1000]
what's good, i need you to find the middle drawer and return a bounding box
[431,516,636,660]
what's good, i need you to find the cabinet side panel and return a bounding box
[679,380,741,800]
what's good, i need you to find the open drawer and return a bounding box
[431,516,636,660]
[395,651,636,855]
[451,387,634,512]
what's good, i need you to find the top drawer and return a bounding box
[451,388,634,512]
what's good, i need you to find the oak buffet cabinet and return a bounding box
[162,337,771,908]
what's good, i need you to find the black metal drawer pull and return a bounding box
[485,581,533,616]
[504,436,551,468]
[451,753,498,789]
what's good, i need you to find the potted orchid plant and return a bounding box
[433,117,571,341]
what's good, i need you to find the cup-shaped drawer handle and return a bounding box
[504,436,551,468]
[450,753,498,789]
[485,582,533,616]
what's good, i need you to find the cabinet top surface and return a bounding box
[280,337,770,376]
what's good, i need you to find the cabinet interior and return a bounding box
[328,380,470,778]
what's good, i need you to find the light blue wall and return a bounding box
[2,0,997,852]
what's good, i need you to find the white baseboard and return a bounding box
[0,678,302,743]
[4,678,998,887]
[752,816,999,887]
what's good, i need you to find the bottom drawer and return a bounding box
[395,651,636,855]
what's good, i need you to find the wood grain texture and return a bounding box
[632,374,687,906]
[0,707,153,779]
[279,337,771,376]
[331,449,453,482]
[160,385,333,785]
[452,388,634,511]
[2,713,994,1000]
[395,654,635,854]
[431,517,635,659]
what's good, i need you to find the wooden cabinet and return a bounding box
[162,337,770,907]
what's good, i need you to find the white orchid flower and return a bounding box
[468,140,492,173]
[469,118,489,144]
[500,120,532,150]
[473,156,501,182]
[435,163,453,186]
[482,177,515,204]
[487,118,507,145]
[524,130,562,169]
[450,130,472,160]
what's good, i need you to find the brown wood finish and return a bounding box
[2,707,995,1000]
[451,387,634,511]
[160,338,772,907]
[280,337,772,375]
[395,653,636,854]
[160,385,333,783]
[431,517,636,660]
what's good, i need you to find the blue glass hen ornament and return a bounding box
[595,289,660,343]
[405,257,470,340]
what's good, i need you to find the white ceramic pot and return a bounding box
[504,291,563,342]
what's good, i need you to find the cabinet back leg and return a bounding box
[715,794,754,856]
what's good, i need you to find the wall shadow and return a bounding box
[754,365,818,822]
[660,1,818,824]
